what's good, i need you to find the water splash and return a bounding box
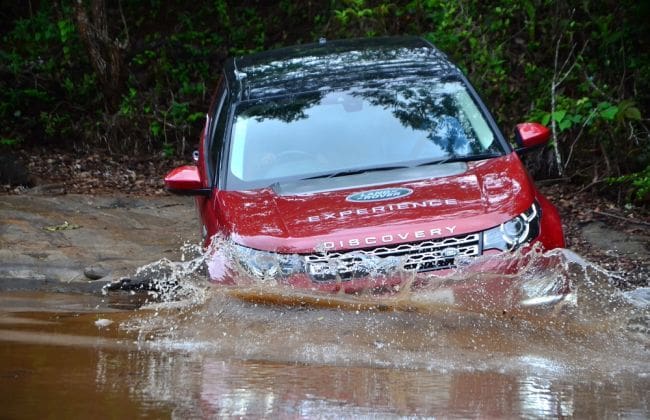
[200,238,595,315]
[113,236,648,374]
[105,242,209,306]
[112,235,647,320]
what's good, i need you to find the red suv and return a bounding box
[165,36,565,294]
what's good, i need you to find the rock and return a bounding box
[0,192,198,294]
[581,221,649,257]
[105,262,182,294]
[84,265,110,280]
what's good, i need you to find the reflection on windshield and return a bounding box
[228,80,502,189]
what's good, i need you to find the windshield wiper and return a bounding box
[302,153,503,181]
[303,165,410,180]
[417,152,503,167]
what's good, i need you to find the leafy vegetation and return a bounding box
[1,0,648,202]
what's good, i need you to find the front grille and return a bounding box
[305,233,481,282]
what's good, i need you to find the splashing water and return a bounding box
[112,237,648,378]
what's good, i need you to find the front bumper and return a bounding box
[206,194,567,307]
[207,245,573,310]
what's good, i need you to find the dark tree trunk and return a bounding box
[72,0,127,113]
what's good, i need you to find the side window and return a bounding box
[207,82,229,185]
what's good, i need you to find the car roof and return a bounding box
[224,36,462,102]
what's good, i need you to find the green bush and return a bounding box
[609,165,650,203]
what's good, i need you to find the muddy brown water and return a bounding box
[1,268,648,419]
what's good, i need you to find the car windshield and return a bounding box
[226,80,505,189]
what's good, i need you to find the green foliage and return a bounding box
[331,0,394,37]
[1,3,98,147]
[162,142,175,158]
[0,137,20,147]
[529,97,636,134]
[609,165,650,202]
[1,0,648,205]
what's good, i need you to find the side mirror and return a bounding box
[164,165,211,196]
[515,122,551,152]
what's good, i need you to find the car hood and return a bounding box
[215,153,536,253]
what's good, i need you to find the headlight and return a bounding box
[232,244,304,279]
[482,202,541,251]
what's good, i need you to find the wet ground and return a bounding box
[1,193,649,417]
